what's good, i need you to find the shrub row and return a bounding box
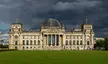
[0,49,17,52]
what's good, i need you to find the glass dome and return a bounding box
[42,18,62,28]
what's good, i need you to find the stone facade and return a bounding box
[9,18,95,50]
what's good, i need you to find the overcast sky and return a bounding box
[0,0,108,37]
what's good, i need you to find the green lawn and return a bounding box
[0,50,108,64]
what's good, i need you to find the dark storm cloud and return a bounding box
[53,0,101,11]
[0,0,108,37]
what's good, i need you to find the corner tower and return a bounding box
[81,18,95,49]
[9,23,23,49]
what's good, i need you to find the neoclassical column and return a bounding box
[92,35,93,45]
[9,34,14,49]
[59,35,61,46]
[43,35,46,47]
[91,34,94,46]
[84,35,87,49]
[55,35,56,46]
[28,36,30,50]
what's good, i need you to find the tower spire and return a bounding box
[85,16,88,24]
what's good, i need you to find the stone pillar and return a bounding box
[9,34,14,49]
[59,35,61,46]
[91,34,94,48]
[43,35,46,47]
[28,37,30,50]
[82,35,84,50]
[85,35,87,49]
[91,34,94,45]
[55,35,56,46]
[19,35,22,50]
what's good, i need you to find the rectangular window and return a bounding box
[73,40,75,45]
[22,40,25,45]
[80,40,83,45]
[26,40,29,45]
[34,40,36,45]
[30,40,32,45]
[38,40,40,45]
[87,41,90,45]
[66,40,68,45]
[77,40,79,45]
[15,41,18,45]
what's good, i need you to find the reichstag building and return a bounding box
[9,18,95,50]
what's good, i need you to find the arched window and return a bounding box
[22,40,25,45]
[34,40,36,45]
[15,46,17,49]
[66,40,68,45]
[26,40,29,45]
[14,35,18,39]
[30,40,32,45]
[77,40,79,45]
[73,40,75,45]
[80,40,83,45]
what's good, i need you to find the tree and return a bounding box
[0,44,4,48]
[0,44,9,49]
[95,40,104,50]
[104,38,108,50]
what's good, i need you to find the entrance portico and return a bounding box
[43,34,63,46]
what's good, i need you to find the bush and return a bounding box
[0,49,17,52]
[95,38,108,50]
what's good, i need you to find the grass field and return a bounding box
[0,50,108,64]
